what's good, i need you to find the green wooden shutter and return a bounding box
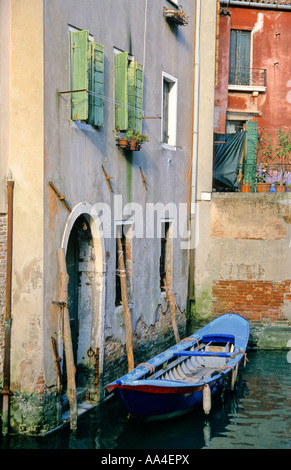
[128,61,144,133]
[70,30,89,121]
[115,51,128,131]
[245,121,258,189]
[89,42,104,127]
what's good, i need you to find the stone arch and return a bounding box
[61,202,106,399]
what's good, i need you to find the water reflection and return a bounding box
[1,350,291,449]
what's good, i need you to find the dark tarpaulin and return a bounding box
[213,131,246,191]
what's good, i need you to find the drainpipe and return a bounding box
[2,172,14,436]
[220,0,291,11]
[188,0,201,303]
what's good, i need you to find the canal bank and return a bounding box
[1,349,290,449]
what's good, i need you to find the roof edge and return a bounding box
[220,1,291,11]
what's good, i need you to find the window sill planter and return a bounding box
[163,7,189,26]
[114,130,148,151]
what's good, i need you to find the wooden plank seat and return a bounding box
[173,351,232,358]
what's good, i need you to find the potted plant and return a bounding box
[114,129,149,151]
[114,129,128,148]
[256,174,271,193]
[125,130,149,151]
[241,180,252,193]
[257,132,273,192]
[259,128,291,192]
[163,6,189,26]
[273,129,291,191]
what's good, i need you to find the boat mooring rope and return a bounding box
[138,362,155,374]
[179,337,200,349]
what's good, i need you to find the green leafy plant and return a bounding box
[258,128,291,187]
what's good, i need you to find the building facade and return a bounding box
[0,0,217,434]
[192,0,291,349]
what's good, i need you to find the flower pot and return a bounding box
[128,140,136,150]
[257,183,271,192]
[276,185,286,192]
[118,138,128,149]
[241,184,251,193]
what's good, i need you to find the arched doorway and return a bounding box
[61,203,106,401]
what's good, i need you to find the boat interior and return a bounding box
[149,335,235,384]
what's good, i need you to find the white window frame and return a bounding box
[161,72,178,151]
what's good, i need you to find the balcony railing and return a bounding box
[229,67,267,88]
[238,163,291,193]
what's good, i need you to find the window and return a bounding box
[162,72,178,148]
[226,120,245,133]
[115,224,132,306]
[229,30,251,86]
[160,221,172,292]
[70,30,104,126]
[115,51,144,133]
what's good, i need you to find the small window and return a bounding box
[226,120,245,134]
[162,72,178,149]
[160,221,173,292]
[115,224,132,306]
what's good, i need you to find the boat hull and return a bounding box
[106,313,249,421]
[114,376,229,421]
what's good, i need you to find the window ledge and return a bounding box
[161,143,177,151]
[228,84,266,93]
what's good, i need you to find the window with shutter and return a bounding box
[89,42,104,127]
[70,30,104,126]
[70,30,89,121]
[229,30,251,86]
[115,51,144,133]
[115,52,129,131]
[128,61,144,134]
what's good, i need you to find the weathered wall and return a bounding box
[0,0,46,433]
[195,193,291,343]
[42,0,196,400]
[0,0,10,213]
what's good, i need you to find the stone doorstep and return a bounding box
[61,387,96,422]
[61,400,97,422]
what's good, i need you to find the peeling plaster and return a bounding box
[252,12,264,35]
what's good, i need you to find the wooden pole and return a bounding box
[163,279,180,344]
[117,237,134,372]
[51,336,63,425]
[57,248,77,430]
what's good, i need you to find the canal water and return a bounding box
[1,350,291,451]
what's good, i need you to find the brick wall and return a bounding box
[102,304,186,386]
[212,280,291,323]
[0,214,7,384]
[208,194,291,326]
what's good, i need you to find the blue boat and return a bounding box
[106,313,249,421]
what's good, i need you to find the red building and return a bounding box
[214,1,291,192]
[215,0,291,134]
